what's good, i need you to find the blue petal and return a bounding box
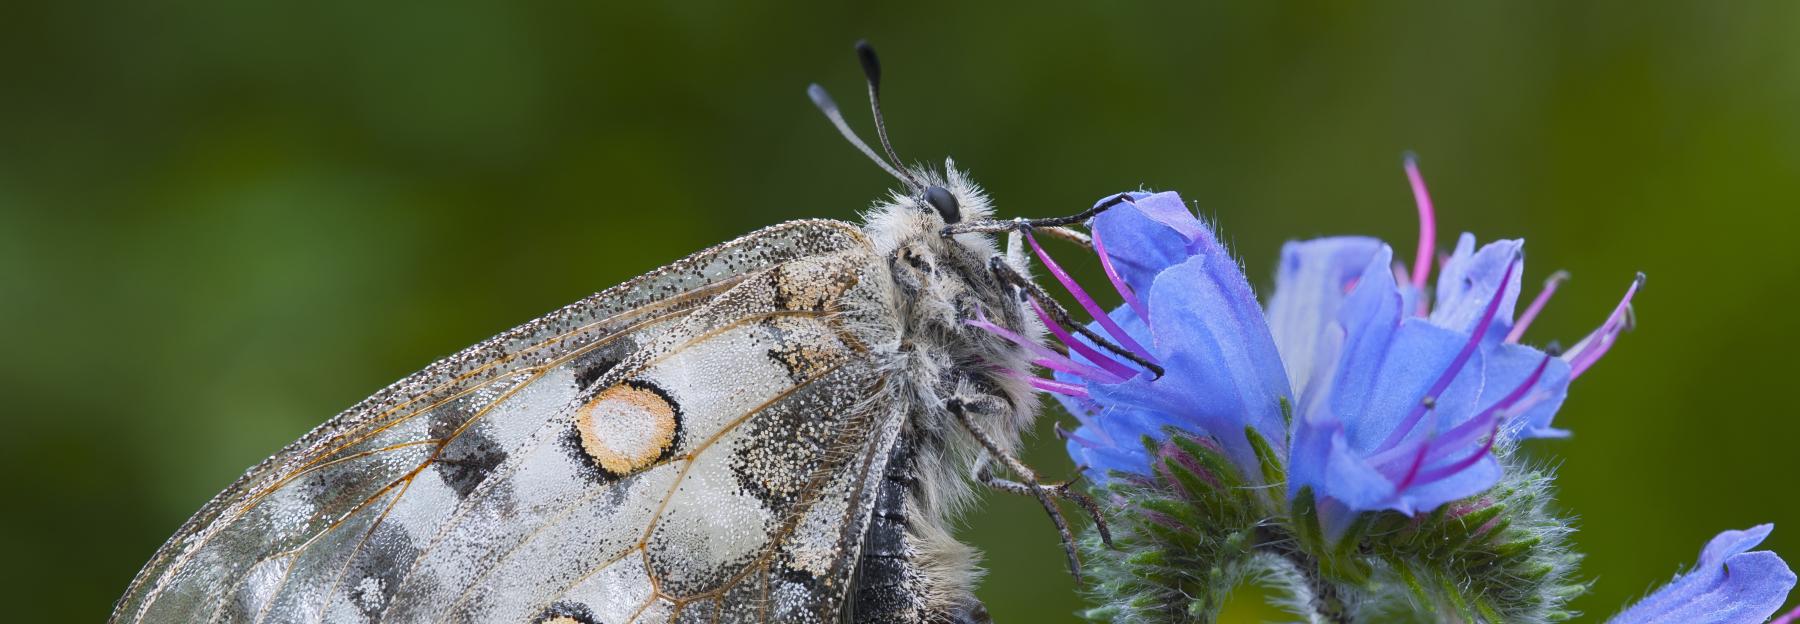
[1070,251,1292,480]
[1430,234,1524,342]
[1314,426,1393,512]
[1387,453,1502,516]
[1065,406,1166,478]
[1609,525,1796,624]
[1054,303,1163,482]
[1493,343,1574,441]
[1339,323,1564,451]
[1266,237,1386,399]
[1089,191,1204,299]
[1129,252,1293,477]
[1315,245,1408,448]
[1063,195,1291,481]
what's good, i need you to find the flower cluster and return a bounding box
[980,159,1793,622]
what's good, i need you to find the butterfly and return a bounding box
[112,42,1135,624]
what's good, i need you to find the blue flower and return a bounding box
[978,159,1641,531]
[1608,525,1796,624]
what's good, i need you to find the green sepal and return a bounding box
[1159,456,1225,515]
[1244,425,1287,497]
[1440,574,1477,622]
[1290,486,1324,555]
[1388,554,1432,608]
[1168,432,1244,490]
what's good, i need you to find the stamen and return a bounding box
[1065,429,1104,449]
[1429,355,1552,454]
[1030,300,1137,380]
[1379,257,1518,451]
[1566,272,1645,380]
[1089,227,1149,322]
[1391,409,1441,492]
[1506,270,1570,343]
[1061,402,1116,445]
[1029,377,1090,397]
[988,255,1165,377]
[1025,231,1157,362]
[996,365,1091,398]
[1404,154,1438,295]
[966,316,1124,383]
[1412,417,1502,485]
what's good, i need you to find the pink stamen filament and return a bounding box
[1404,155,1438,296]
[1412,417,1502,485]
[1025,231,1159,364]
[1435,355,1551,450]
[1768,604,1800,624]
[1390,409,1441,492]
[1566,273,1645,379]
[1505,271,1570,343]
[1090,227,1150,322]
[1378,258,1519,451]
[964,316,1123,384]
[995,366,1088,398]
[1372,354,1553,473]
[1028,377,1089,397]
[1029,300,1139,380]
[1065,430,1104,449]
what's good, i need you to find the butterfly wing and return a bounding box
[114,219,907,624]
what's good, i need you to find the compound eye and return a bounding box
[924,186,961,224]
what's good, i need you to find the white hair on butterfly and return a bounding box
[112,40,1140,624]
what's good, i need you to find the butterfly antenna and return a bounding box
[807,83,915,188]
[855,40,922,190]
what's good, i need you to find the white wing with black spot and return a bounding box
[112,219,909,624]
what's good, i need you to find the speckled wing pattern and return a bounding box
[113,220,906,624]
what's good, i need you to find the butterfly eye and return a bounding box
[924,185,961,224]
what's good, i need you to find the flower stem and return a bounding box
[1277,546,1352,624]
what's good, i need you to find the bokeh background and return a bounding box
[4,2,1797,621]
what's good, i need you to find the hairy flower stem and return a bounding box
[1288,550,1352,624]
[1253,527,1351,624]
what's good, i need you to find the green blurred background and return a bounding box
[4,2,1797,621]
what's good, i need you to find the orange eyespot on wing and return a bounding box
[576,382,681,477]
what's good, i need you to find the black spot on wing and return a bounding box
[762,320,810,383]
[428,407,507,498]
[533,601,600,623]
[572,341,630,391]
[772,562,829,613]
[726,373,860,515]
[344,522,417,619]
[674,598,718,623]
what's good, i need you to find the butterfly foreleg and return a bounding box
[943,395,1112,584]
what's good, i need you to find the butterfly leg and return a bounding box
[973,459,1115,549]
[944,396,1114,585]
